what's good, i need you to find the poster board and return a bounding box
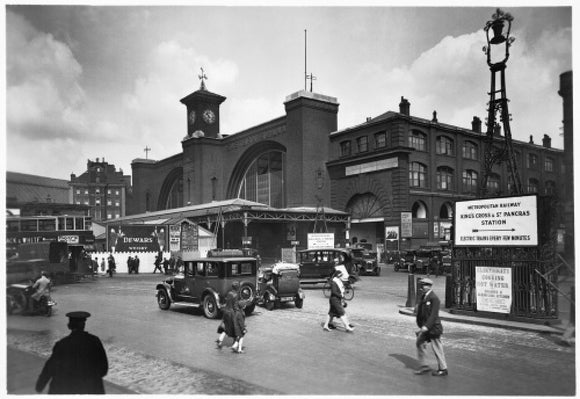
[475,266,512,314]
[454,195,538,247]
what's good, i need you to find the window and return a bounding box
[96,199,101,205]
[436,167,454,190]
[107,189,112,195]
[238,151,285,208]
[357,136,368,153]
[95,188,100,194]
[409,162,427,187]
[412,201,428,219]
[545,181,556,196]
[107,213,112,220]
[375,132,386,148]
[462,141,478,160]
[487,174,500,193]
[436,136,454,156]
[409,131,426,151]
[84,189,89,195]
[340,141,352,157]
[115,214,120,219]
[76,201,81,205]
[230,262,254,276]
[115,190,120,196]
[115,201,120,207]
[107,200,112,206]
[207,262,219,277]
[545,157,554,172]
[527,153,538,169]
[96,167,101,172]
[84,201,89,205]
[528,178,539,193]
[76,189,81,195]
[462,170,478,193]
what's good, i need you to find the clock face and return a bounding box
[188,110,196,124]
[203,109,215,124]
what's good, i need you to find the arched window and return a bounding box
[409,130,427,151]
[439,203,453,219]
[462,141,478,160]
[528,178,539,193]
[409,162,427,187]
[487,173,501,194]
[165,176,183,209]
[436,136,454,156]
[462,170,478,193]
[545,180,556,196]
[238,151,285,207]
[436,166,454,190]
[412,201,428,219]
[346,193,382,219]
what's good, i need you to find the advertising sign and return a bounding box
[181,223,199,252]
[401,212,412,238]
[385,226,399,241]
[307,233,335,249]
[454,195,538,247]
[475,266,512,314]
[169,225,181,252]
[108,225,166,252]
[58,235,79,244]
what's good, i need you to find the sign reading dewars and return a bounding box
[108,225,166,252]
[454,195,538,247]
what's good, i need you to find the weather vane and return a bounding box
[198,67,208,90]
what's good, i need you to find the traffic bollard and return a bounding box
[405,273,416,308]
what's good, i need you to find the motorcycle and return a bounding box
[6,281,55,317]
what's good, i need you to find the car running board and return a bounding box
[172,301,202,308]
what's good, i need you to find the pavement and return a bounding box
[6,266,575,394]
[5,347,136,395]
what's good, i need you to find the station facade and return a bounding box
[122,78,566,258]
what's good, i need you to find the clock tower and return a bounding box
[180,69,226,139]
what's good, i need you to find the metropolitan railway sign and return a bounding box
[454,195,538,247]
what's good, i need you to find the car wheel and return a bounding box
[157,289,171,310]
[394,265,400,272]
[203,294,220,319]
[6,297,14,315]
[239,283,256,303]
[264,294,275,311]
[295,296,304,309]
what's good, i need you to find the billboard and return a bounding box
[454,195,538,247]
[307,233,335,249]
[475,266,512,314]
[108,225,167,252]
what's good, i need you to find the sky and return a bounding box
[2,2,574,181]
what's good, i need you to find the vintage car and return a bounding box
[349,247,381,276]
[257,262,305,310]
[156,256,257,319]
[393,250,417,273]
[296,248,355,284]
[414,246,444,274]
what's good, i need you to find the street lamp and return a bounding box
[483,8,515,66]
[479,8,522,197]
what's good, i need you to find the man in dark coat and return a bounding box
[35,311,109,394]
[414,278,448,376]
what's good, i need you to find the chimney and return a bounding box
[399,96,410,116]
[471,116,482,133]
[542,134,551,148]
[493,123,502,136]
[432,111,438,123]
[529,135,534,144]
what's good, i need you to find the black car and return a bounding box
[156,256,258,319]
[350,248,381,276]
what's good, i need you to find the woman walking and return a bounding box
[322,270,354,332]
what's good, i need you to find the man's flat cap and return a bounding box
[420,278,434,286]
[66,311,91,321]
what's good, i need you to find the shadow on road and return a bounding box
[389,353,420,370]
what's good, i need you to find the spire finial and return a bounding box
[198,67,208,90]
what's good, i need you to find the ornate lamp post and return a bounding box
[479,8,523,197]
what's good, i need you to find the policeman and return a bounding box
[36,311,109,394]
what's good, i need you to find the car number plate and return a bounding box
[280,297,294,302]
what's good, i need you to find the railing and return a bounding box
[447,247,559,320]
